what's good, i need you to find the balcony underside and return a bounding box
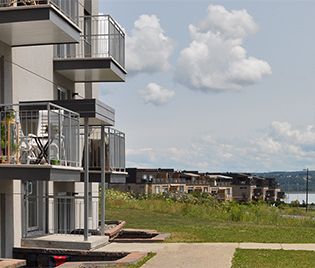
[52,99,115,126]
[0,5,80,46]
[0,165,82,181]
[83,170,127,183]
[54,57,126,82]
[20,99,115,126]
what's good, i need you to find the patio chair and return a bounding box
[19,133,39,164]
[49,133,66,165]
[9,0,37,6]
[38,110,66,165]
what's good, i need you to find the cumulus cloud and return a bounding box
[126,122,315,172]
[139,82,175,105]
[126,15,174,75]
[175,4,271,92]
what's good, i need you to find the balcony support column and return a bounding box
[84,118,89,241]
[100,125,106,234]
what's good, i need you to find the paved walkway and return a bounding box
[97,243,315,268]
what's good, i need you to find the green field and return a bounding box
[232,249,315,268]
[106,190,315,243]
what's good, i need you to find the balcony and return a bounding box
[54,15,126,82]
[0,0,80,46]
[84,127,126,183]
[0,102,81,181]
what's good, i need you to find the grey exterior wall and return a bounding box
[0,41,12,104]
[0,0,103,258]
[12,46,54,103]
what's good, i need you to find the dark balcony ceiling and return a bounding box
[82,170,127,183]
[53,57,126,83]
[53,99,115,126]
[0,5,80,46]
[0,164,82,181]
[20,99,115,126]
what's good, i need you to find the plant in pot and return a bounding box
[0,110,19,163]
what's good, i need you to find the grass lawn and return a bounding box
[106,190,315,243]
[126,253,156,268]
[107,207,315,243]
[232,249,315,268]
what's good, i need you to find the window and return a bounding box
[155,186,160,194]
[57,87,69,100]
[84,9,92,57]
[26,181,39,231]
[0,56,3,104]
[0,193,4,258]
[57,195,72,234]
[179,185,185,193]
[203,187,208,193]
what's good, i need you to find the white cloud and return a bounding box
[139,82,175,105]
[126,122,315,172]
[175,4,271,92]
[126,15,174,75]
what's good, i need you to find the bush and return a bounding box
[291,200,300,207]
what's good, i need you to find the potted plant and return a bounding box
[0,110,19,163]
[50,159,60,165]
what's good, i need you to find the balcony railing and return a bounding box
[81,126,125,172]
[0,0,79,25]
[17,193,99,237]
[0,102,80,167]
[55,15,125,68]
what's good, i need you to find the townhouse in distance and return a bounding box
[110,168,285,202]
[0,0,127,258]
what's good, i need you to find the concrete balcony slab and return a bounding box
[54,57,126,83]
[0,5,80,46]
[0,164,82,182]
[21,234,109,250]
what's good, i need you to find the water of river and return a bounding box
[285,192,315,204]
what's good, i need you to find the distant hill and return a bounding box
[256,171,315,192]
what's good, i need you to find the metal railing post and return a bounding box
[84,118,89,240]
[58,109,61,164]
[100,125,105,234]
[47,104,51,164]
[108,16,110,59]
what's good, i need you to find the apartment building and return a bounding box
[110,168,233,201]
[112,169,284,203]
[230,173,257,202]
[205,174,233,201]
[0,0,126,257]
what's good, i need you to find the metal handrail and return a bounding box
[54,14,125,68]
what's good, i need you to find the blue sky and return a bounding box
[99,0,315,172]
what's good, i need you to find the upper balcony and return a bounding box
[0,0,80,46]
[0,102,81,181]
[54,15,126,82]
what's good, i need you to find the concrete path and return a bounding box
[97,242,315,268]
